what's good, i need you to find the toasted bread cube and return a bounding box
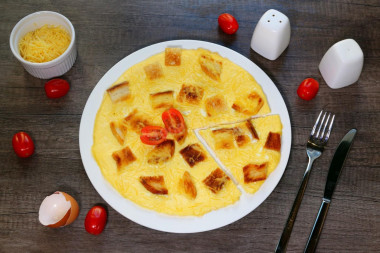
[147,140,175,164]
[179,143,206,167]
[124,109,153,134]
[243,163,268,183]
[110,121,128,145]
[174,127,187,144]
[235,134,250,147]
[212,128,235,149]
[203,168,230,193]
[165,48,182,66]
[144,62,163,80]
[177,84,204,105]
[232,92,264,115]
[264,132,281,151]
[107,81,130,103]
[199,54,222,81]
[112,146,136,170]
[140,176,168,195]
[205,95,228,116]
[246,120,259,140]
[233,127,250,147]
[181,171,197,199]
[150,90,174,109]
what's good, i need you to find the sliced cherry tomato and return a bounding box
[297,78,319,100]
[12,131,34,158]
[218,13,239,35]
[84,205,107,235]
[44,79,70,99]
[140,126,168,145]
[162,108,186,134]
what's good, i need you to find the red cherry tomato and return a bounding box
[140,126,168,145]
[218,13,239,34]
[12,132,35,158]
[297,78,319,100]
[84,205,107,235]
[44,79,70,99]
[162,108,186,134]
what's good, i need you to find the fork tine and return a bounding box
[323,114,335,142]
[315,111,327,138]
[310,110,323,136]
[320,113,331,139]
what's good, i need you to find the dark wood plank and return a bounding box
[0,0,379,252]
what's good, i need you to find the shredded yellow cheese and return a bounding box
[19,25,71,63]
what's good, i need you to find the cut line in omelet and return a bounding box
[92,48,281,217]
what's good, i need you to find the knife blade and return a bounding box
[323,128,357,200]
[304,128,357,253]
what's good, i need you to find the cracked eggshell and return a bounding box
[39,191,79,228]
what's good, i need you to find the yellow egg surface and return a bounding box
[92,48,277,216]
[199,115,282,194]
[93,126,241,216]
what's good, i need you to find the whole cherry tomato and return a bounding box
[12,131,35,158]
[218,13,239,34]
[162,108,186,134]
[44,79,70,99]
[140,126,168,145]
[297,78,319,100]
[84,205,107,235]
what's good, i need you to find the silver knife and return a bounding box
[304,128,357,253]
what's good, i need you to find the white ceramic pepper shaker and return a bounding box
[319,39,364,89]
[250,9,291,60]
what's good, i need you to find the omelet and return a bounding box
[199,115,282,194]
[92,48,280,216]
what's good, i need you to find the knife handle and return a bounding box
[304,198,331,253]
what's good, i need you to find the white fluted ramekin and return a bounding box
[10,11,77,79]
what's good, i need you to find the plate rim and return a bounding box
[79,39,291,233]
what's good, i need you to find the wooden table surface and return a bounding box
[1,0,379,252]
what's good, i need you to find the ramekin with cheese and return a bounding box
[10,11,77,79]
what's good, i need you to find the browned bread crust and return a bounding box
[203,168,230,193]
[107,81,130,103]
[165,48,182,66]
[140,176,168,195]
[112,146,136,170]
[180,143,206,167]
[264,132,281,151]
[147,139,175,164]
[243,163,268,183]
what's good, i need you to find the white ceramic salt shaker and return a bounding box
[319,39,364,89]
[250,9,291,60]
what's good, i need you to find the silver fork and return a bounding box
[275,110,335,253]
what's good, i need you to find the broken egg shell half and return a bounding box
[39,191,79,228]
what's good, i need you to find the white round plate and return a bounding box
[79,40,291,233]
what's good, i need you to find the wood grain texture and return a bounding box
[0,0,379,252]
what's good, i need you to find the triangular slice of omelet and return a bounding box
[198,115,282,194]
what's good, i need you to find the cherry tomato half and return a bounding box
[45,79,70,99]
[140,126,168,145]
[84,205,107,235]
[162,108,186,134]
[12,131,35,158]
[218,13,239,35]
[297,78,319,101]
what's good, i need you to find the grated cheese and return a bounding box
[19,24,71,63]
